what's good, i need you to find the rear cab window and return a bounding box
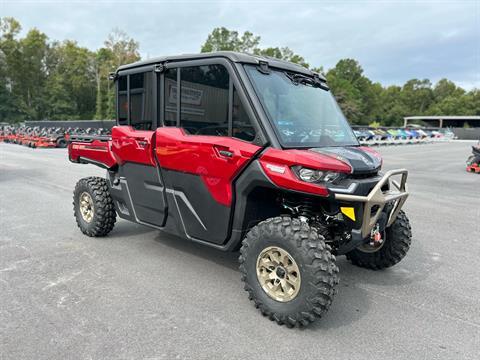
[116,71,154,130]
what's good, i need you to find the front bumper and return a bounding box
[333,169,409,240]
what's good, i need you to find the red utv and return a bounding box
[68,52,412,327]
[36,127,67,148]
[467,143,480,173]
[14,126,29,145]
[25,127,41,148]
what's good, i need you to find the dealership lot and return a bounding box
[0,141,479,360]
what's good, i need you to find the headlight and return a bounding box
[294,167,341,183]
[298,168,323,182]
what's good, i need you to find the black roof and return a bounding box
[117,51,324,79]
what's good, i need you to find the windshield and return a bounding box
[245,65,358,148]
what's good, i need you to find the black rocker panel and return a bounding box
[120,162,167,227]
[162,169,231,244]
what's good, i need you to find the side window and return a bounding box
[116,72,153,129]
[118,76,128,125]
[164,68,177,126]
[129,72,153,130]
[179,65,229,136]
[232,87,256,142]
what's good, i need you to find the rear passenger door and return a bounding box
[156,59,264,244]
[112,69,167,227]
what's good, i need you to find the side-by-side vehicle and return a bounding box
[68,52,412,327]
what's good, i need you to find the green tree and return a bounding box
[104,28,140,68]
[1,19,478,126]
[201,27,308,68]
[376,85,407,126]
[433,78,465,102]
[465,90,480,115]
[201,27,260,53]
[0,17,27,121]
[255,47,309,68]
[326,76,362,122]
[326,59,381,124]
[0,49,20,122]
[46,40,96,119]
[94,48,114,119]
[6,27,50,120]
[400,79,434,115]
[95,29,140,119]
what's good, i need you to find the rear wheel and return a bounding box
[56,137,67,148]
[73,177,116,237]
[239,216,339,328]
[346,210,412,270]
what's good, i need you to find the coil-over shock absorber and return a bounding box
[282,195,315,222]
[282,195,333,240]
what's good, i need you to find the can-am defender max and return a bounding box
[69,52,412,327]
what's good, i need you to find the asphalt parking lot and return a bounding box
[1,141,479,360]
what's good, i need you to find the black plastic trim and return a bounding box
[78,157,111,169]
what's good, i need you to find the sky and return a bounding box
[1,0,479,89]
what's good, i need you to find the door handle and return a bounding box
[136,139,149,148]
[218,149,233,158]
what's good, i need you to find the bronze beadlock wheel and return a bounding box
[256,246,301,302]
[79,192,94,223]
[239,216,339,328]
[73,177,116,237]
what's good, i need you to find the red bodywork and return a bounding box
[69,125,364,205]
[35,137,57,148]
[111,126,157,166]
[467,164,480,173]
[68,126,262,206]
[259,148,352,197]
[69,138,117,169]
[155,127,261,206]
[6,134,16,143]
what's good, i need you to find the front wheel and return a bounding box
[346,210,412,270]
[239,216,339,328]
[73,177,116,237]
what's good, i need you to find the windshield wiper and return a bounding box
[285,72,330,90]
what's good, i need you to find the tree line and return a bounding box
[1,20,478,125]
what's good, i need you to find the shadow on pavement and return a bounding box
[107,219,439,331]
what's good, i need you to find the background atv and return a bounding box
[466,142,480,173]
[69,52,412,328]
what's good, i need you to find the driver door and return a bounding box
[156,61,263,244]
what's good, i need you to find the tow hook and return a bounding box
[370,224,383,247]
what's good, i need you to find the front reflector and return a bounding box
[340,207,356,221]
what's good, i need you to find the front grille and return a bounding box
[350,171,379,179]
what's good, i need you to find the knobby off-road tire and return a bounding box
[239,216,339,328]
[346,210,412,270]
[56,137,68,148]
[73,177,116,237]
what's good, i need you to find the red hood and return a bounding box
[260,148,352,173]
